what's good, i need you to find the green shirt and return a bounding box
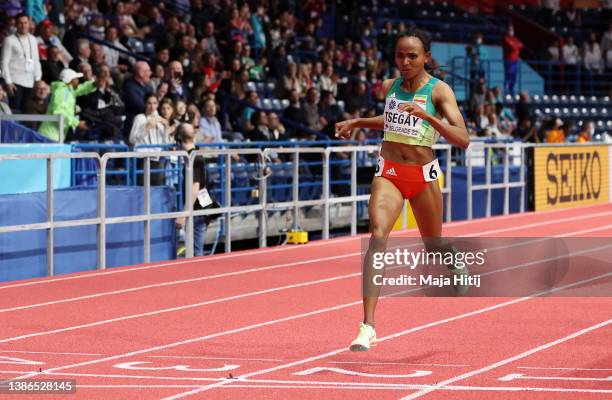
[383,76,440,147]
[38,80,96,142]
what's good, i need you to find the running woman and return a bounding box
[335,28,470,351]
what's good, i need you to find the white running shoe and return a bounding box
[349,322,377,352]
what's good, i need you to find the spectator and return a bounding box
[469,78,487,116]
[158,98,179,143]
[602,23,612,70]
[250,4,267,59]
[36,19,72,65]
[268,112,286,141]
[202,21,221,58]
[102,26,130,74]
[503,25,523,96]
[38,68,95,142]
[515,91,532,123]
[0,83,12,115]
[281,62,304,98]
[319,63,338,97]
[23,80,49,127]
[78,64,124,142]
[129,93,168,185]
[68,39,90,71]
[150,64,165,93]
[41,45,64,84]
[283,89,308,137]
[303,87,322,131]
[199,99,223,143]
[584,32,604,73]
[122,60,153,140]
[577,121,594,143]
[319,90,344,137]
[1,13,42,111]
[239,90,259,131]
[512,118,540,143]
[545,118,565,143]
[562,36,579,90]
[345,81,369,116]
[167,60,191,102]
[78,62,93,82]
[548,39,560,61]
[247,110,273,141]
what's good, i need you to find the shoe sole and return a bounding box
[349,341,376,352]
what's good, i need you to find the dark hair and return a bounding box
[145,93,158,103]
[15,13,29,21]
[396,27,432,52]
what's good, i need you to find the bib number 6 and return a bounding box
[429,164,438,180]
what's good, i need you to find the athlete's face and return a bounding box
[395,36,430,80]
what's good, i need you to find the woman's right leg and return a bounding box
[363,177,405,326]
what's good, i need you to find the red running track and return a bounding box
[0,204,611,400]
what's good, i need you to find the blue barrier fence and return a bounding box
[1,120,54,144]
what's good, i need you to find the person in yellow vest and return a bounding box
[38,68,96,142]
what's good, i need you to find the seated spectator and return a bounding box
[602,23,612,70]
[78,62,94,82]
[545,118,565,143]
[167,60,191,102]
[268,112,286,141]
[584,32,604,74]
[41,46,65,84]
[69,39,91,71]
[158,98,179,143]
[37,19,72,66]
[78,65,125,142]
[175,99,189,123]
[515,91,531,122]
[23,80,49,128]
[247,110,272,142]
[303,87,322,131]
[319,90,344,137]
[577,122,594,143]
[280,62,304,98]
[239,90,259,132]
[199,99,223,143]
[319,63,338,97]
[345,81,369,116]
[129,93,169,185]
[283,89,308,137]
[102,26,131,75]
[512,118,540,143]
[39,68,96,142]
[469,78,487,117]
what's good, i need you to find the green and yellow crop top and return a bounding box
[383,76,440,147]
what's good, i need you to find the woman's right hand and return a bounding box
[335,119,357,140]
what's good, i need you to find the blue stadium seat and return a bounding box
[231,163,251,205]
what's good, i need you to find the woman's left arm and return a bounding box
[428,82,470,149]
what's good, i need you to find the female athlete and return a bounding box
[335,28,470,351]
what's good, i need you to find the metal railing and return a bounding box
[0,114,64,143]
[0,142,521,277]
[466,142,527,219]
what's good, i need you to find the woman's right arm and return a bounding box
[335,78,394,139]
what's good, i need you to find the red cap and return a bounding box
[39,19,53,28]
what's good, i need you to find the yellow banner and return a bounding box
[533,145,609,211]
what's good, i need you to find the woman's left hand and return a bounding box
[397,102,431,122]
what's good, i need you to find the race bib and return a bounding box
[383,99,424,138]
[197,187,213,208]
[422,159,441,182]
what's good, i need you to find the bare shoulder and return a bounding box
[432,79,455,104]
[381,78,396,97]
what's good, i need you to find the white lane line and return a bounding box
[0,236,362,290]
[558,223,612,236]
[148,356,283,362]
[399,318,612,399]
[0,252,361,313]
[3,370,612,394]
[2,235,602,343]
[4,208,608,313]
[160,271,612,400]
[0,350,103,356]
[517,366,612,371]
[0,272,360,344]
[2,203,608,290]
[465,210,612,237]
[329,361,469,367]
